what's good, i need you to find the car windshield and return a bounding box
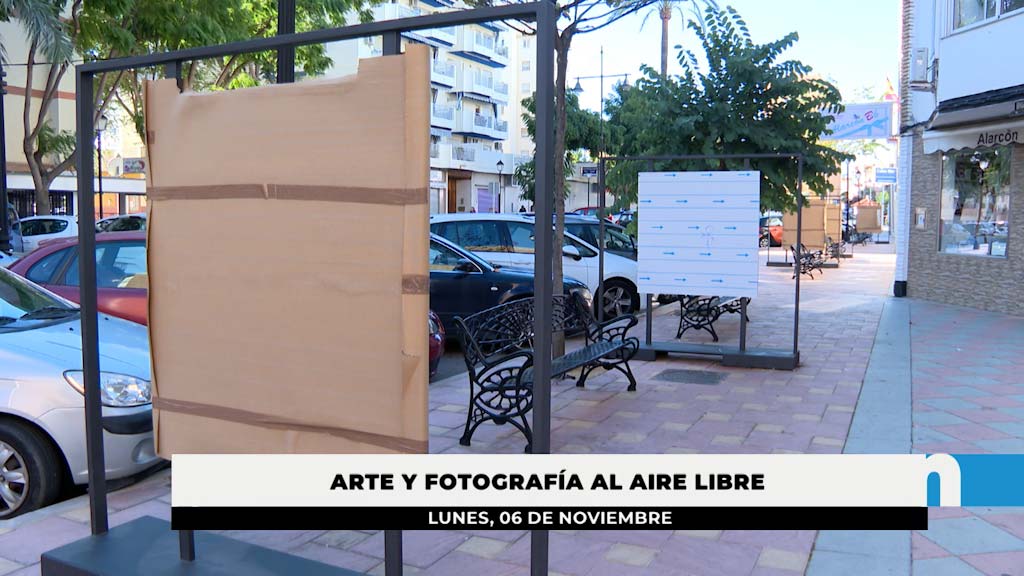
[0,267,77,328]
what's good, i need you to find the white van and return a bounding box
[430,213,640,317]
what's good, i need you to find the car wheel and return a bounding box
[759,235,770,248]
[601,279,639,317]
[0,420,62,519]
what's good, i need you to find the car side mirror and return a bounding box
[453,259,478,273]
[562,245,581,260]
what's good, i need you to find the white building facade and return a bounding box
[897,0,1024,314]
[327,0,533,214]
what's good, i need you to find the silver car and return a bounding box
[0,266,159,518]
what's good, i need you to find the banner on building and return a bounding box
[822,103,895,140]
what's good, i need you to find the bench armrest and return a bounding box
[589,313,639,343]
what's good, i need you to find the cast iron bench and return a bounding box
[676,295,749,342]
[791,244,825,279]
[454,293,639,452]
[825,236,846,263]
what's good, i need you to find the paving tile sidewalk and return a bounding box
[8,244,997,576]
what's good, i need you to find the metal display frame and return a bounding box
[45,2,558,575]
[598,154,805,370]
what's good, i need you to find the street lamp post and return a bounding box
[96,114,108,219]
[496,159,504,213]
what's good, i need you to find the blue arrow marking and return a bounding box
[674,278,687,282]
[736,253,749,257]
[712,199,725,204]
[652,225,664,230]
[640,199,653,203]
[639,276,651,281]
[675,199,688,204]
[725,226,737,230]
[699,252,712,256]
[711,279,724,283]
[662,251,676,255]
[689,226,700,230]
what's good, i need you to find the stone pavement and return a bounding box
[2,244,1023,575]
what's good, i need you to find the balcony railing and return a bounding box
[493,81,509,99]
[452,145,476,162]
[495,43,509,58]
[474,32,495,51]
[433,104,455,121]
[493,119,509,136]
[426,26,457,44]
[431,59,456,85]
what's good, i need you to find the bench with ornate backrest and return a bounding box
[676,295,750,342]
[454,293,639,452]
[825,236,846,263]
[790,244,825,279]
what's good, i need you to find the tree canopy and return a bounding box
[513,90,602,202]
[604,6,852,213]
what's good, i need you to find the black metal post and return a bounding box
[530,1,556,574]
[0,59,9,254]
[793,156,803,359]
[75,71,108,536]
[179,530,196,561]
[382,31,401,56]
[97,130,104,219]
[276,0,296,83]
[384,530,403,576]
[644,158,654,347]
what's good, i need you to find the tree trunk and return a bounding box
[660,7,671,78]
[553,31,572,358]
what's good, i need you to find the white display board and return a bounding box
[637,171,760,298]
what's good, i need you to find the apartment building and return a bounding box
[897,0,1024,314]
[328,0,532,214]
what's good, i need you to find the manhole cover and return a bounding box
[653,369,726,385]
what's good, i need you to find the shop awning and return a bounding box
[922,117,1024,154]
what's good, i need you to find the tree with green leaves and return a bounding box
[16,0,375,214]
[604,6,851,213]
[640,0,715,78]
[496,0,656,354]
[513,90,601,202]
[0,0,72,61]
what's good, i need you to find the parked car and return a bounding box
[97,213,147,233]
[564,214,637,261]
[571,206,613,220]
[17,215,78,253]
[428,233,591,334]
[614,210,635,230]
[430,214,638,317]
[0,266,159,517]
[8,232,149,325]
[759,215,783,247]
[428,310,444,377]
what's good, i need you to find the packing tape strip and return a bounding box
[148,184,428,205]
[153,397,428,453]
[401,275,429,294]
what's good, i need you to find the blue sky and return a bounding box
[565,0,901,114]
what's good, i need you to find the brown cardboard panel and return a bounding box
[858,205,882,232]
[145,46,431,456]
[825,204,842,240]
[782,197,826,249]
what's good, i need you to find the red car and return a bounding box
[428,310,445,378]
[10,230,449,376]
[759,216,784,247]
[8,231,149,325]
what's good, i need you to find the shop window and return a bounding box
[939,146,1011,257]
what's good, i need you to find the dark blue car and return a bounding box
[429,234,592,335]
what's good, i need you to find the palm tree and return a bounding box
[0,0,73,62]
[641,0,716,78]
